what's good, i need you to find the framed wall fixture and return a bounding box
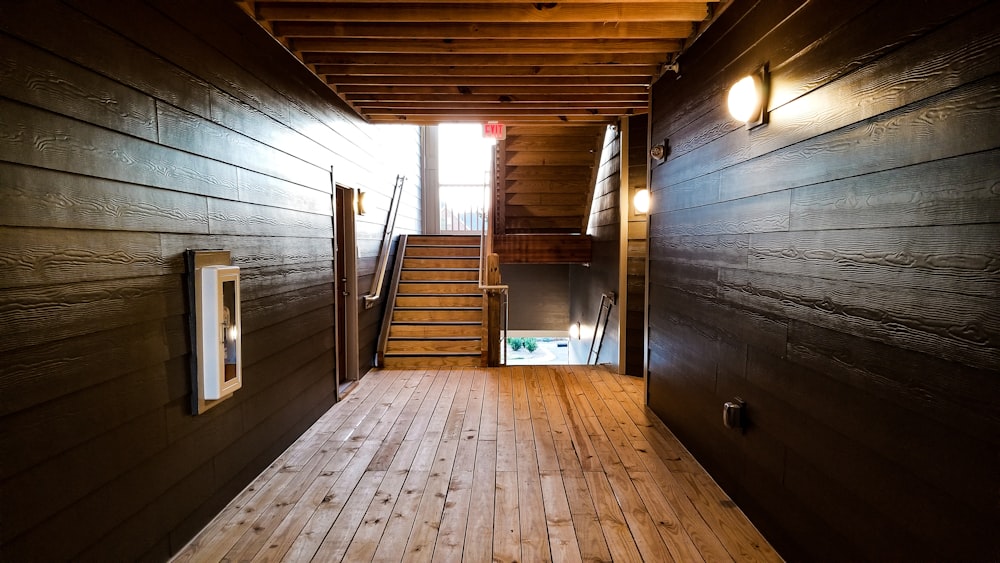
[185,250,243,414]
[727,64,769,128]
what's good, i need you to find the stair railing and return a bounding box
[480,146,508,366]
[375,234,409,367]
[588,292,616,365]
[363,175,405,310]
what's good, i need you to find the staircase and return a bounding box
[380,235,484,368]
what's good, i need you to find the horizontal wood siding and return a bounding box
[0,0,419,560]
[647,0,999,559]
[625,115,648,376]
[501,264,571,331]
[570,126,620,366]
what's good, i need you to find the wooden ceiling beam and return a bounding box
[363,107,633,116]
[326,75,651,86]
[259,0,714,3]
[356,101,643,110]
[294,38,682,54]
[257,3,710,23]
[314,65,658,77]
[345,93,648,103]
[301,52,667,66]
[334,85,651,95]
[367,114,617,124]
[272,21,694,39]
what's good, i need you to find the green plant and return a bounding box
[508,337,524,351]
[524,338,538,353]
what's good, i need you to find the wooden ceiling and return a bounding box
[237,0,729,125]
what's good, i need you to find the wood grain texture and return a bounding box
[0,163,211,234]
[720,267,999,369]
[0,0,413,559]
[0,32,158,141]
[0,99,240,199]
[789,149,1000,231]
[749,224,1000,298]
[647,0,1000,559]
[0,0,212,116]
[172,367,776,562]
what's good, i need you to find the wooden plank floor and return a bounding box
[172,366,781,562]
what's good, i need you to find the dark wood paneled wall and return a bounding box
[570,125,621,366]
[0,0,419,559]
[624,115,648,376]
[647,0,999,559]
[501,264,571,331]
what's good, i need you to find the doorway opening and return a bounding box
[505,332,571,365]
[437,123,493,233]
[334,185,359,398]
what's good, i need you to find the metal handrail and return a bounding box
[375,234,409,367]
[363,175,405,310]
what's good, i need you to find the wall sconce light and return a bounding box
[355,191,366,215]
[633,188,650,214]
[569,321,581,340]
[649,144,666,161]
[727,65,769,128]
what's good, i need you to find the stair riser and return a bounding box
[398,283,479,295]
[403,258,479,269]
[383,356,482,368]
[393,310,482,322]
[396,296,482,308]
[390,325,481,338]
[405,246,480,257]
[401,270,478,281]
[386,340,481,354]
[407,235,480,247]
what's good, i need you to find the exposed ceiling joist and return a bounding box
[240,0,728,124]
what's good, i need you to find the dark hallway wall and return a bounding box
[501,263,571,332]
[647,0,999,559]
[570,125,621,367]
[0,0,419,559]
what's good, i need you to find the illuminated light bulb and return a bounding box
[569,322,581,340]
[727,75,762,123]
[633,189,650,214]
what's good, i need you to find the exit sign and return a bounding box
[483,121,506,140]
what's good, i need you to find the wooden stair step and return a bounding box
[382,355,482,368]
[396,295,482,308]
[403,258,479,269]
[400,269,479,281]
[393,309,482,322]
[385,339,481,354]
[407,235,480,246]
[389,324,482,338]
[404,245,480,257]
[397,282,480,294]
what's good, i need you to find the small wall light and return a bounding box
[727,65,769,128]
[355,191,366,215]
[569,321,581,340]
[633,188,650,214]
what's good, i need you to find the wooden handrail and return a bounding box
[375,234,409,367]
[481,144,508,366]
[363,175,405,310]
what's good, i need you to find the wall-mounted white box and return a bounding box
[198,265,242,400]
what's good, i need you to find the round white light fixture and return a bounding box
[727,74,763,123]
[633,188,650,214]
[569,322,581,340]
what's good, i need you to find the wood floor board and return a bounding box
[172,366,779,563]
[463,439,497,561]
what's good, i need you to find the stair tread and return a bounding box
[383,351,481,356]
[392,321,483,326]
